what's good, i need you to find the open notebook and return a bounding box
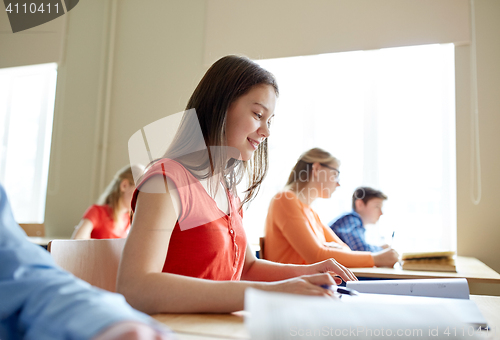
[245,279,486,340]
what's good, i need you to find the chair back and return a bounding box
[19,223,45,236]
[259,237,266,260]
[48,238,126,292]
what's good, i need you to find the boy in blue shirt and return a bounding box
[329,187,390,252]
[0,183,173,340]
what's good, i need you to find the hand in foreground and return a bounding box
[304,259,358,284]
[373,248,399,267]
[263,273,339,298]
[93,321,173,340]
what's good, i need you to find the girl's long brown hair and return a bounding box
[159,55,279,210]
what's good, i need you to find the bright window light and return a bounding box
[0,63,57,223]
[245,44,456,253]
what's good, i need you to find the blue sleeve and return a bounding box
[0,185,167,340]
[368,243,383,252]
[330,215,378,252]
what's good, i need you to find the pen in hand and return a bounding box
[390,231,395,248]
[320,285,359,296]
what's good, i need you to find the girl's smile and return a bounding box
[247,137,261,150]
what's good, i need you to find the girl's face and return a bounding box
[314,162,340,199]
[225,84,277,161]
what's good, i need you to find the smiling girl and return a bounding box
[116,56,357,314]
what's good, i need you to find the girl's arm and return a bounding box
[322,224,350,250]
[71,219,93,239]
[116,176,338,314]
[240,245,357,284]
[322,216,398,267]
[282,218,374,267]
[271,197,374,267]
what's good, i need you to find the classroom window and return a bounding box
[0,63,57,223]
[246,44,456,253]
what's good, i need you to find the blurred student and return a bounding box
[116,56,358,315]
[72,165,138,239]
[330,187,391,252]
[264,148,399,268]
[0,184,172,340]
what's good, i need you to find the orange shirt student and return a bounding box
[264,148,399,268]
[72,165,138,239]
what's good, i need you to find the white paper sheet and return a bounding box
[245,288,480,340]
[340,293,487,328]
[346,278,470,299]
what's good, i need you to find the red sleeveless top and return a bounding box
[82,204,130,239]
[131,159,246,281]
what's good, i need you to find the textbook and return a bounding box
[401,250,457,272]
[401,250,456,260]
[402,257,457,272]
[244,288,482,340]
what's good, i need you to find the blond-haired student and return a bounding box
[264,148,399,268]
[72,165,139,239]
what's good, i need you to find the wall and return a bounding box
[45,0,114,236]
[455,0,500,293]
[204,0,469,64]
[0,4,66,68]
[45,0,206,235]
[42,1,500,282]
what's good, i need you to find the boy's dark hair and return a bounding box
[352,187,388,211]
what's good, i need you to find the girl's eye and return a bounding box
[254,112,263,119]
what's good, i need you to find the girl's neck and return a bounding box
[116,199,129,216]
[113,202,129,231]
[289,184,319,206]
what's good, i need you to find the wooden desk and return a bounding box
[154,312,248,340]
[27,237,56,249]
[153,296,500,340]
[27,237,66,250]
[472,295,500,339]
[350,256,500,285]
[28,236,55,246]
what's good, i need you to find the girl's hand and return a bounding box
[261,273,338,297]
[372,248,399,268]
[304,259,358,284]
